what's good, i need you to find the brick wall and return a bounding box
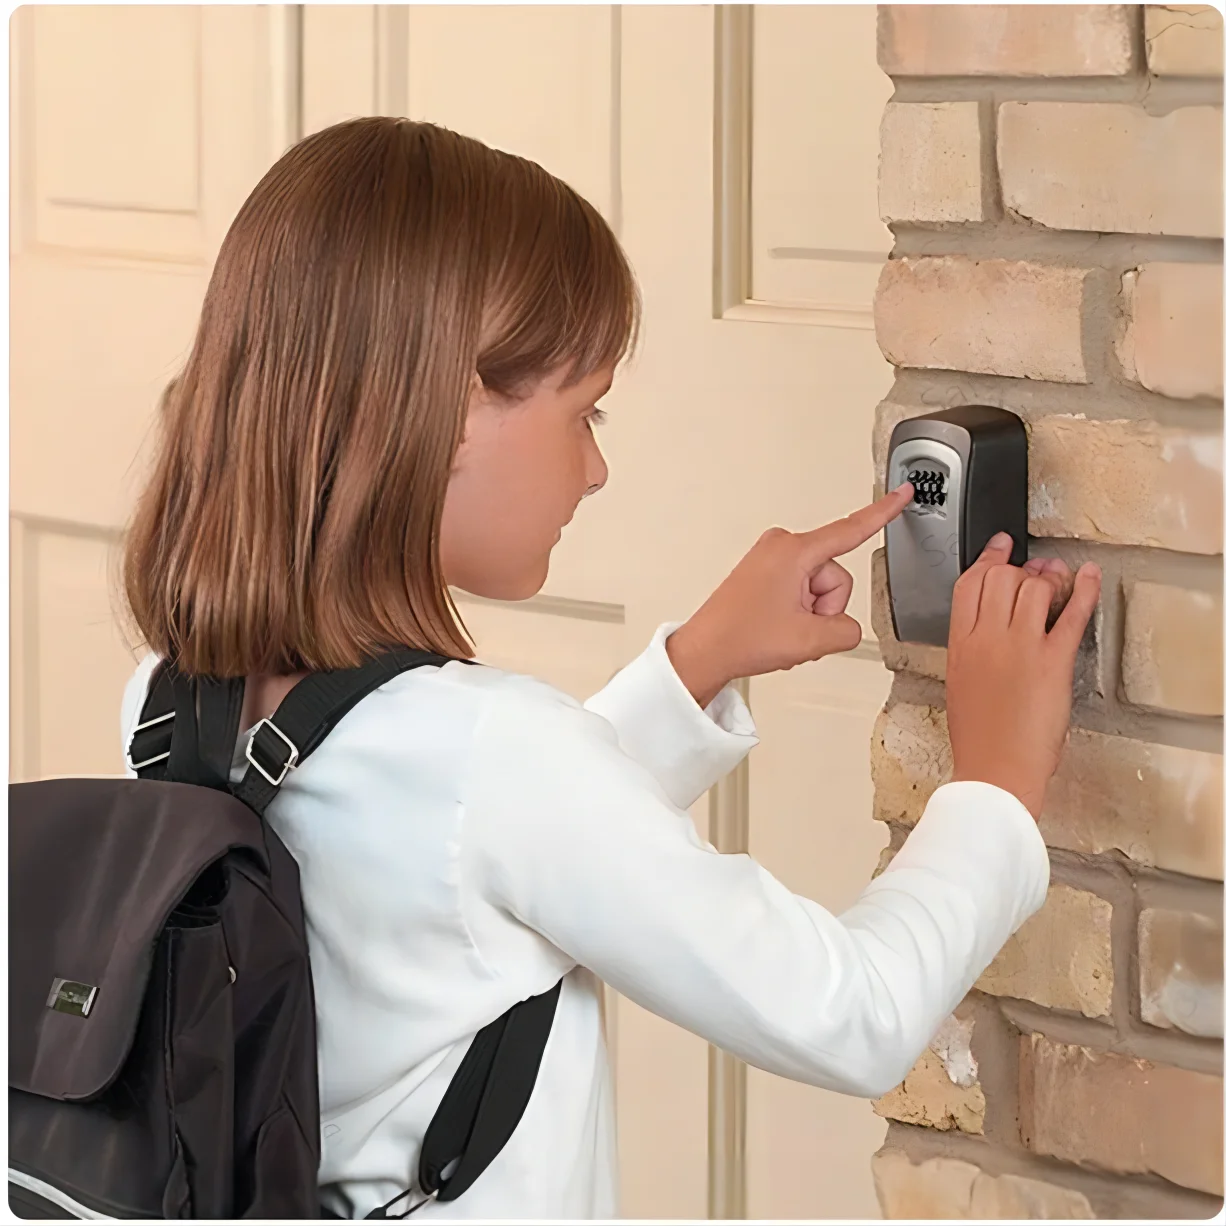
[869,6,1224,1219]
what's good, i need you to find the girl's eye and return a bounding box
[587,408,608,428]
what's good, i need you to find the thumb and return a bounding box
[804,612,863,660]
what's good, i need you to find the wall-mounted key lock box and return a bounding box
[885,406,1028,647]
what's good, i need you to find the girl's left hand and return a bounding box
[666,485,914,707]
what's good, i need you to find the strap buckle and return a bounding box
[366,1188,438,1220]
[245,718,299,787]
[125,710,175,772]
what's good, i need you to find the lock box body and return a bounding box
[885,406,1027,647]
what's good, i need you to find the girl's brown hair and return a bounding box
[122,117,639,676]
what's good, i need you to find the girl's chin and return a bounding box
[450,557,551,603]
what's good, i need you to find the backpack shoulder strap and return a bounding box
[129,649,461,803]
[361,980,564,1220]
[232,648,460,816]
[127,662,176,779]
[127,664,245,789]
[419,979,564,1204]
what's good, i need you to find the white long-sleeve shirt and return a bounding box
[120,623,1049,1220]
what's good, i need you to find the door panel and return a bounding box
[405,5,617,221]
[33,6,203,253]
[613,979,712,1220]
[9,5,298,781]
[750,4,893,312]
[28,526,134,779]
[302,5,615,220]
[452,592,626,702]
[302,6,385,135]
[745,658,892,1219]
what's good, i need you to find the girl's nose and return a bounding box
[585,442,609,497]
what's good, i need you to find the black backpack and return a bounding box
[9,650,561,1219]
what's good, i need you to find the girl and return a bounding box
[120,118,1100,1219]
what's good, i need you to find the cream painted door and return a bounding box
[11,4,895,1218]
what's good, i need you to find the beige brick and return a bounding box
[1044,729,1224,881]
[998,102,1223,238]
[872,701,1224,880]
[871,1150,1096,1220]
[1020,1033,1224,1195]
[872,843,898,880]
[1118,263,1224,401]
[1122,581,1224,716]
[1146,5,1224,76]
[879,102,983,224]
[872,1048,986,1134]
[871,700,953,818]
[1029,416,1223,555]
[878,5,1136,77]
[1140,906,1224,1037]
[978,885,1114,1019]
[873,1012,987,1134]
[873,400,927,490]
[875,259,1088,382]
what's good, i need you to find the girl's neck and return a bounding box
[241,673,307,732]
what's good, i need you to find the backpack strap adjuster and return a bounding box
[245,718,299,787]
[125,711,175,773]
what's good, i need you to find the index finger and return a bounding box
[799,483,914,565]
[1048,563,1102,655]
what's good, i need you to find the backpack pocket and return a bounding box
[242,1102,318,1219]
[166,921,236,1219]
[167,859,229,929]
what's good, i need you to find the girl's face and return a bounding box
[440,366,613,600]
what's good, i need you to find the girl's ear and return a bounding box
[452,373,487,468]
[467,372,490,415]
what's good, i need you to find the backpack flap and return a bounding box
[9,776,269,1103]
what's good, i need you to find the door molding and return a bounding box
[706,677,750,1219]
[712,6,877,331]
[269,5,305,156]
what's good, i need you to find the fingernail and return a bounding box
[1023,559,1043,575]
[1083,562,1102,579]
[989,532,1011,548]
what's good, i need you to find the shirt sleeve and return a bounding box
[582,622,758,811]
[461,683,1049,1098]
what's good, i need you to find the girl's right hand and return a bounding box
[945,535,1102,819]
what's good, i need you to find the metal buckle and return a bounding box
[245,718,299,787]
[369,1187,438,1220]
[125,710,175,772]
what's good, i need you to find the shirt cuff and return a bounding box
[584,622,758,811]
